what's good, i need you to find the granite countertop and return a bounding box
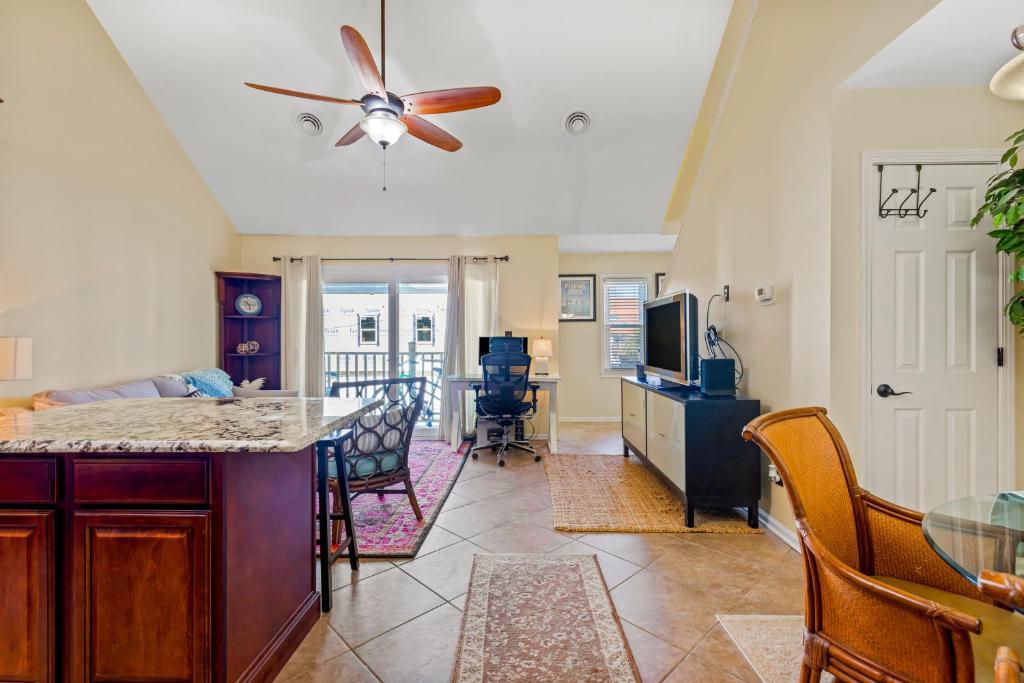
[0,397,381,454]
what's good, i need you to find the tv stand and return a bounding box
[621,377,761,528]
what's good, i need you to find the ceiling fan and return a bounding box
[244,0,500,152]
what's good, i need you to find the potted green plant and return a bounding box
[972,127,1024,331]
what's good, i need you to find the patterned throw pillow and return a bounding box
[180,369,234,398]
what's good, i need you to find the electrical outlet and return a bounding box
[722,285,730,302]
[768,464,784,487]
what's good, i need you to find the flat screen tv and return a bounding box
[643,292,699,384]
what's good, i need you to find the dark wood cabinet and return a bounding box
[216,272,282,389]
[0,452,317,682]
[69,511,210,683]
[0,511,53,683]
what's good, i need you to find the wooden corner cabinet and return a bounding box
[621,377,762,527]
[216,272,282,390]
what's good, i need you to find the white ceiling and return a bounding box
[842,0,1021,90]
[87,0,732,237]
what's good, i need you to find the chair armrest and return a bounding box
[799,521,980,680]
[858,489,988,602]
[979,570,1024,609]
[528,383,539,411]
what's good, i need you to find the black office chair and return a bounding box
[471,351,541,467]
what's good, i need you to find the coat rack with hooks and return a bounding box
[877,164,937,219]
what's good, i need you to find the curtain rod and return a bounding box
[271,255,510,263]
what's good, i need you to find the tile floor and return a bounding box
[277,422,804,682]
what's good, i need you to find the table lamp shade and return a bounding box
[533,338,553,375]
[533,338,553,358]
[0,338,32,381]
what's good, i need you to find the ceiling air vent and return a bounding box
[295,112,324,136]
[564,110,591,136]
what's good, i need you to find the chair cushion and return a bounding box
[328,451,401,480]
[878,576,1024,683]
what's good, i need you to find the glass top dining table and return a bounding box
[923,493,1024,585]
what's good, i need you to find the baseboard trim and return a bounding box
[758,509,799,552]
[558,417,621,423]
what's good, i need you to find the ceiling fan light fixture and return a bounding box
[359,109,407,148]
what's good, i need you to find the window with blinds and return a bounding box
[602,277,648,372]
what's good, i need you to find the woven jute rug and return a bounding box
[544,453,762,534]
[452,554,640,683]
[716,615,831,683]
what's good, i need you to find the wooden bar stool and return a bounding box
[316,430,358,612]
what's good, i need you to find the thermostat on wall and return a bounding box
[755,284,774,305]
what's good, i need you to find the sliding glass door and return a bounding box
[322,262,448,435]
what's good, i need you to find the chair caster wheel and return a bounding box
[498,460,506,467]
[471,452,478,460]
[534,455,541,462]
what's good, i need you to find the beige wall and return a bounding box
[662,0,939,531]
[0,0,240,405]
[829,85,1024,486]
[239,234,560,426]
[558,252,669,420]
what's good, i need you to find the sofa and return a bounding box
[30,372,297,411]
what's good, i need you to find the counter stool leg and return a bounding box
[336,471,359,571]
[316,443,333,612]
[747,503,759,529]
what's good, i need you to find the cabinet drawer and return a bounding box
[646,393,686,492]
[621,381,647,455]
[0,459,57,503]
[72,459,209,505]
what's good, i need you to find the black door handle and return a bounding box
[876,383,912,398]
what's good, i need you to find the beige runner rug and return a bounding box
[545,453,762,534]
[452,554,640,683]
[716,615,834,683]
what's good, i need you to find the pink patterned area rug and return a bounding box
[340,439,469,558]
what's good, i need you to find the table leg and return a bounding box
[548,384,558,453]
[450,384,462,452]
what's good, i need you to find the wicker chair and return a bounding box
[995,648,1024,683]
[742,406,1024,683]
[980,572,1024,683]
[328,377,427,535]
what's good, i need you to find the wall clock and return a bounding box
[235,293,263,316]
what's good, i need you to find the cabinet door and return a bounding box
[621,381,647,455]
[70,511,209,683]
[0,511,53,683]
[646,393,686,492]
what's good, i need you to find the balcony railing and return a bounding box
[324,351,445,429]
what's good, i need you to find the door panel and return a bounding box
[70,511,209,683]
[0,511,52,683]
[868,163,1001,511]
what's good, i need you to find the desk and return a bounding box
[447,374,561,453]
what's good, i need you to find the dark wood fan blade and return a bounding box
[335,122,366,147]
[340,25,386,100]
[244,83,361,105]
[401,87,501,115]
[401,115,462,152]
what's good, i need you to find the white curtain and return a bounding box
[280,255,325,397]
[439,256,465,441]
[461,257,501,433]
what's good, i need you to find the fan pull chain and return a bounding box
[382,148,387,192]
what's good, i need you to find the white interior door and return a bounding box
[866,162,1003,511]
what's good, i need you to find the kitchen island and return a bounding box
[0,396,380,683]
